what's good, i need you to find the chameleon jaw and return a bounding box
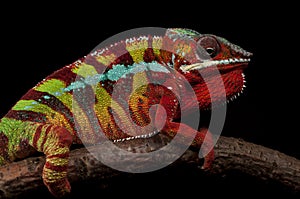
[112,130,159,143]
[179,58,251,72]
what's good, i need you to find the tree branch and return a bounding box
[0,135,299,198]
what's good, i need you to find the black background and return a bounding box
[0,2,299,198]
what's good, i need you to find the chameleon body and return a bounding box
[0,28,252,197]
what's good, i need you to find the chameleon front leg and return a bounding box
[29,123,73,197]
[153,96,214,169]
[161,122,214,169]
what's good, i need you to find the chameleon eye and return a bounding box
[205,47,215,56]
[197,36,220,58]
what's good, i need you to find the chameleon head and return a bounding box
[179,33,252,72]
[167,29,253,108]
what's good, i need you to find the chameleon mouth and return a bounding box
[179,58,251,73]
[112,130,159,143]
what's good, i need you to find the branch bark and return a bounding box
[0,135,299,198]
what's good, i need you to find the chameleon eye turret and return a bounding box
[197,36,221,58]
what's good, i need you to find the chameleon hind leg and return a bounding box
[28,123,73,197]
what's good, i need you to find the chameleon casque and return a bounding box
[0,28,252,197]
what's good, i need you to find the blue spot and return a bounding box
[85,74,107,85]
[106,64,128,81]
[24,105,33,110]
[64,81,86,92]
[128,64,147,74]
[43,95,51,100]
[54,91,62,96]
[147,62,170,73]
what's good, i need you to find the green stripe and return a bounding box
[0,117,39,157]
[71,63,98,78]
[12,100,72,131]
[34,79,73,110]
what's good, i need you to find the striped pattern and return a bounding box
[0,28,253,197]
[3,34,195,144]
[0,30,204,196]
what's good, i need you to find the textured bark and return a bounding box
[0,135,299,198]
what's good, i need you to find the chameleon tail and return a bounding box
[31,124,73,197]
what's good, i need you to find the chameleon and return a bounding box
[0,28,252,197]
